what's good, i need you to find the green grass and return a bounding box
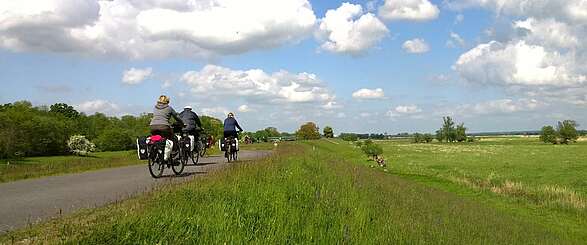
[330,137,587,240]
[0,151,141,183]
[1,141,578,244]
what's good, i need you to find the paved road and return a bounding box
[0,150,271,233]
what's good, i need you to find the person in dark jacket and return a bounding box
[179,106,202,136]
[149,95,183,144]
[223,112,243,139]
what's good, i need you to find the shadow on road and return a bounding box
[159,171,207,179]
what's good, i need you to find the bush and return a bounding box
[67,135,96,155]
[557,120,579,144]
[423,134,433,143]
[361,140,383,160]
[94,129,135,152]
[540,126,558,144]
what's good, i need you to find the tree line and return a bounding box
[0,101,224,159]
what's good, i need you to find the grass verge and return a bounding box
[0,151,141,183]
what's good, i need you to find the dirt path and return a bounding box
[0,150,271,233]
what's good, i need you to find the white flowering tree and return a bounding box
[67,135,96,156]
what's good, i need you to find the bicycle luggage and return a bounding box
[136,136,149,160]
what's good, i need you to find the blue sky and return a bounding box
[1,0,586,133]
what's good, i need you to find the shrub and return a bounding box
[67,135,95,156]
[94,129,135,151]
[423,133,433,143]
[361,140,383,160]
[540,126,558,144]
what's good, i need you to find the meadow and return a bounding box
[1,140,583,244]
[344,136,587,240]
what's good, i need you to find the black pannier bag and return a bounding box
[136,136,149,160]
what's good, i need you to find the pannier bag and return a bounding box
[164,139,173,161]
[136,136,149,160]
[188,135,195,151]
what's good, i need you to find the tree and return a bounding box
[94,129,135,151]
[557,120,579,144]
[296,122,320,140]
[413,133,424,143]
[323,126,334,138]
[265,127,280,137]
[423,133,433,143]
[340,133,358,141]
[540,125,558,144]
[435,129,444,142]
[361,140,383,160]
[441,116,457,142]
[455,123,467,142]
[67,135,95,155]
[201,116,223,140]
[50,103,80,119]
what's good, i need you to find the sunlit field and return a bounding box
[2,140,584,243]
[331,136,587,240]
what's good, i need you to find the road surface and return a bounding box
[0,150,271,233]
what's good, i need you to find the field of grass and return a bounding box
[1,141,579,244]
[0,151,141,183]
[335,137,587,240]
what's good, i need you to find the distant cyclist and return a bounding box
[179,105,202,137]
[223,112,243,139]
[149,95,183,149]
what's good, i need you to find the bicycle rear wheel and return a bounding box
[148,146,164,178]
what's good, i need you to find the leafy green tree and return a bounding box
[254,130,271,142]
[94,129,135,151]
[50,103,80,118]
[265,127,280,137]
[201,116,223,140]
[423,133,433,143]
[442,116,457,142]
[540,125,558,144]
[361,140,383,160]
[557,120,579,144]
[456,123,467,142]
[296,122,320,140]
[435,129,444,142]
[340,133,358,141]
[323,126,334,138]
[413,133,423,143]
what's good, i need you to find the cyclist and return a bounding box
[149,95,184,151]
[223,112,243,139]
[179,105,202,137]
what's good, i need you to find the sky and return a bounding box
[1,0,586,134]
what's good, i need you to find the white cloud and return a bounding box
[238,104,251,112]
[449,0,587,106]
[455,98,544,115]
[181,65,336,105]
[454,14,464,24]
[316,2,388,56]
[0,0,316,59]
[122,67,152,85]
[161,80,172,89]
[446,32,465,48]
[352,88,385,99]
[387,104,422,118]
[378,0,439,22]
[75,99,120,115]
[202,106,230,118]
[454,40,586,87]
[395,105,422,114]
[402,38,430,53]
